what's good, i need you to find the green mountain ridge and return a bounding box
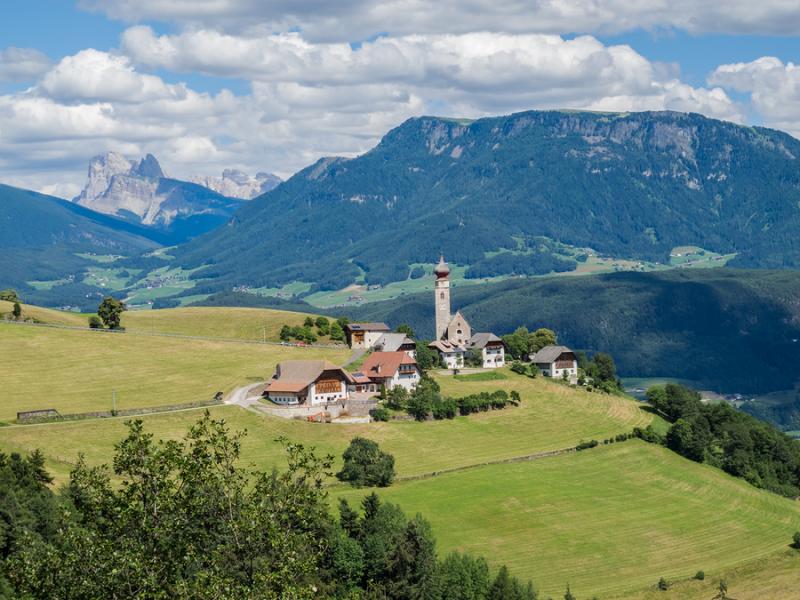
[173,109,800,293]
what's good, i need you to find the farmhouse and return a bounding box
[468,333,506,369]
[361,351,421,391]
[265,360,353,405]
[428,339,465,369]
[431,256,506,368]
[345,322,390,349]
[531,345,578,379]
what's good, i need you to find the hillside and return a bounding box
[0,184,160,301]
[347,268,800,395]
[173,110,800,294]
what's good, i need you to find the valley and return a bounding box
[0,303,798,598]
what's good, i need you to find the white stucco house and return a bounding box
[361,351,421,392]
[468,332,506,369]
[428,339,465,369]
[345,322,391,349]
[265,360,353,405]
[530,346,578,380]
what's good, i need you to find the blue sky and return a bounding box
[0,0,798,195]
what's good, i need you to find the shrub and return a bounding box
[657,577,669,591]
[694,571,705,580]
[88,315,103,329]
[370,407,391,422]
[336,437,395,487]
[793,531,800,549]
[576,440,599,451]
[510,361,528,375]
[431,398,458,420]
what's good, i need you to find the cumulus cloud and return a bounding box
[0,47,52,82]
[709,57,800,136]
[0,31,746,196]
[82,0,800,40]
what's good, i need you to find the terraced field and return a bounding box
[0,369,653,482]
[333,441,800,599]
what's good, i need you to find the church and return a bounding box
[428,256,506,369]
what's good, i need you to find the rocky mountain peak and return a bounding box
[190,169,281,200]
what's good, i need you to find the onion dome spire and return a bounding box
[434,254,450,278]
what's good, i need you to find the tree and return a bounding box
[315,316,330,335]
[386,386,409,410]
[279,324,292,341]
[303,316,315,328]
[564,584,576,600]
[415,341,442,371]
[712,579,733,600]
[12,301,21,320]
[407,377,441,421]
[336,437,396,487]
[465,348,484,367]
[88,315,103,329]
[396,323,415,339]
[439,552,490,600]
[528,328,557,354]
[657,577,669,590]
[502,327,530,360]
[590,352,617,385]
[96,296,126,329]
[7,415,335,598]
[793,531,800,549]
[329,321,345,341]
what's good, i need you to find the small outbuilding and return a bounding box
[345,322,391,349]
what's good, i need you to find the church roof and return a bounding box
[434,255,450,277]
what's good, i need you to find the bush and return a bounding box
[510,361,528,375]
[576,440,599,451]
[431,398,458,420]
[370,407,391,422]
[336,437,395,487]
[657,577,669,591]
[88,315,103,329]
[694,571,705,580]
[793,531,800,549]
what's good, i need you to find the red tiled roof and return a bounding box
[361,351,418,379]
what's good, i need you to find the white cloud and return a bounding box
[709,57,800,136]
[0,47,51,82]
[82,0,800,40]
[0,32,745,196]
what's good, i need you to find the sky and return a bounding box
[0,1,798,198]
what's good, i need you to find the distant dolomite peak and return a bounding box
[190,169,281,200]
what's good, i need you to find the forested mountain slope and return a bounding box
[346,268,800,395]
[175,110,800,293]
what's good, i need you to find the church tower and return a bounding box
[434,255,451,340]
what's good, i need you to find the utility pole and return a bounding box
[112,389,117,414]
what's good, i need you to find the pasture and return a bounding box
[0,324,348,422]
[333,441,800,599]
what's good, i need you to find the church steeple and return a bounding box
[434,255,451,340]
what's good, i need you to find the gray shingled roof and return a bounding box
[530,345,574,363]
[469,332,502,349]
[374,332,415,352]
[346,322,390,332]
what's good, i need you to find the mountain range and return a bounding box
[72,152,281,243]
[172,109,800,294]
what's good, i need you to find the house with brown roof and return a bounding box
[345,322,391,349]
[265,360,354,405]
[428,339,465,369]
[530,346,578,380]
[360,351,421,392]
[468,333,506,369]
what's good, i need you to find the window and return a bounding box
[440,292,445,299]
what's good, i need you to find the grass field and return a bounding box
[0,300,87,327]
[0,369,653,481]
[0,324,348,422]
[121,306,334,342]
[333,441,800,599]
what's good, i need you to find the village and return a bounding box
[262,256,579,420]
